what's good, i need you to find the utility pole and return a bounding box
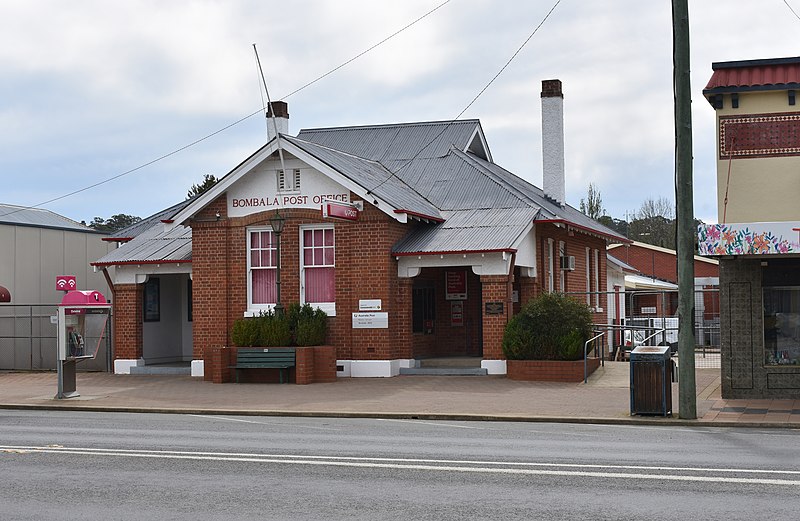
[673,0,697,419]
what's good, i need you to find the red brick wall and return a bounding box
[608,244,719,282]
[534,223,609,323]
[190,194,413,375]
[113,283,142,360]
[481,274,511,359]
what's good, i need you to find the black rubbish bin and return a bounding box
[629,345,673,416]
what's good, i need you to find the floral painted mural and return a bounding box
[698,223,800,255]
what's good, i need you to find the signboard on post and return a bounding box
[56,275,77,292]
[451,301,464,327]
[446,270,467,300]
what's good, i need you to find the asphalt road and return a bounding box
[0,410,798,520]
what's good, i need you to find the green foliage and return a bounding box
[502,292,593,361]
[187,174,219,200]
[86,214,142,233]
[295,305,328,346]
[230,304,327,347]
[231,317,260,347]
[259,311,292,347]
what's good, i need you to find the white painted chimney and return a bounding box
[267,101,289,141]
[541,79,565,206]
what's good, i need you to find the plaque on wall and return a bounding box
[484,302,504,315]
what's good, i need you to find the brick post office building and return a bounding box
[94,81,627,380]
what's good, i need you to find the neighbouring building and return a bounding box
[0,203,114,370]
[699,56,800,397]
[94,80,629,380]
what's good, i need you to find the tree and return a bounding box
[187,174,219,199]
[579,183,604,220]
[628,196,675,249]
[87,214,142,233]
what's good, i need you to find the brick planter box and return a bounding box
[506,358,601,382]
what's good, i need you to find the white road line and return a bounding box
[1,446,798,486]
[188,414,341,432]
[2,445,798,478]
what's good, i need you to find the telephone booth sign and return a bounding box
[56,290,111,399]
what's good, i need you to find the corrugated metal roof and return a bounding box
[392,208,535,254]
[704,56,800,92]
[297,120,482,161]
[0,203,102,233]
[93,224,192,266]
[110,198,193,240]
[284,136,443,219]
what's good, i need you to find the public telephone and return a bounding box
[56,290,111,399]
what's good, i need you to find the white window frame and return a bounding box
[593,248,601,310]
[558,241,566,292]
[300,224,336,316]
[585,247,591,305]
[245,226,277,316]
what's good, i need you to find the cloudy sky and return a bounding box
[2,0,799,226]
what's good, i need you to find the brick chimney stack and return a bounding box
[267,101,289,141]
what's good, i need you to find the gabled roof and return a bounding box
[106,198,194,242]
[0,203,103,234]
[703,56,800,96]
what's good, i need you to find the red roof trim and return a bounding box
[102,237,133,243]
[536,219,632,243]
[393,248,516,257]
[161,219,174,224]
[90,259,192,267]
[393,209,445,223]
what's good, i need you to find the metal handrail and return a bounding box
[584,331,605,383]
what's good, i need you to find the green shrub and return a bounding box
[502,292,593,361]
[258,311,292,347]
[295,305,328,346]
[230,304,327,347]
[231,317,260,347]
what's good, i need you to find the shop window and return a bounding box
[413,283,435,334]
[302,226,335,315]
[763,261,800,366]
[247,228,277,312]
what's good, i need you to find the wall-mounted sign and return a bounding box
[451,301,464,327]
[323,200,360,221]
[359,299,382,311]
[352,312,389,329]
[446,270,467,300]
[484,302,504,315]
[56,275,77,292]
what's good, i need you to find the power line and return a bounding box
[0,0,454,220]
[784,0,800,21]
[367,0,563,196]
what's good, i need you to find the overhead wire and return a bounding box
[784,0,800,21]
[0,0,453,219]
[367,0,563,196]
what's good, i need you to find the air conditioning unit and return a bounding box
[560,255,575,271]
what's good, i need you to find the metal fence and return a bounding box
[568,288,721,370]
[0,303,111,372]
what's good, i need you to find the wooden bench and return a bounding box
[230,348,296,383]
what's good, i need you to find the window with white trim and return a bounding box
[301,226,336,315]
[585,247,591,305]
[593,248,601,309]
[247,228,277,312]
[558,241,566,292]
[277,168,301,192]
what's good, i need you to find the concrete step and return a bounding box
[399,367,488,376]
[129,365,191,375]
[417,357,483,369]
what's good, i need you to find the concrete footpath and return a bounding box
[1,362,799,428]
